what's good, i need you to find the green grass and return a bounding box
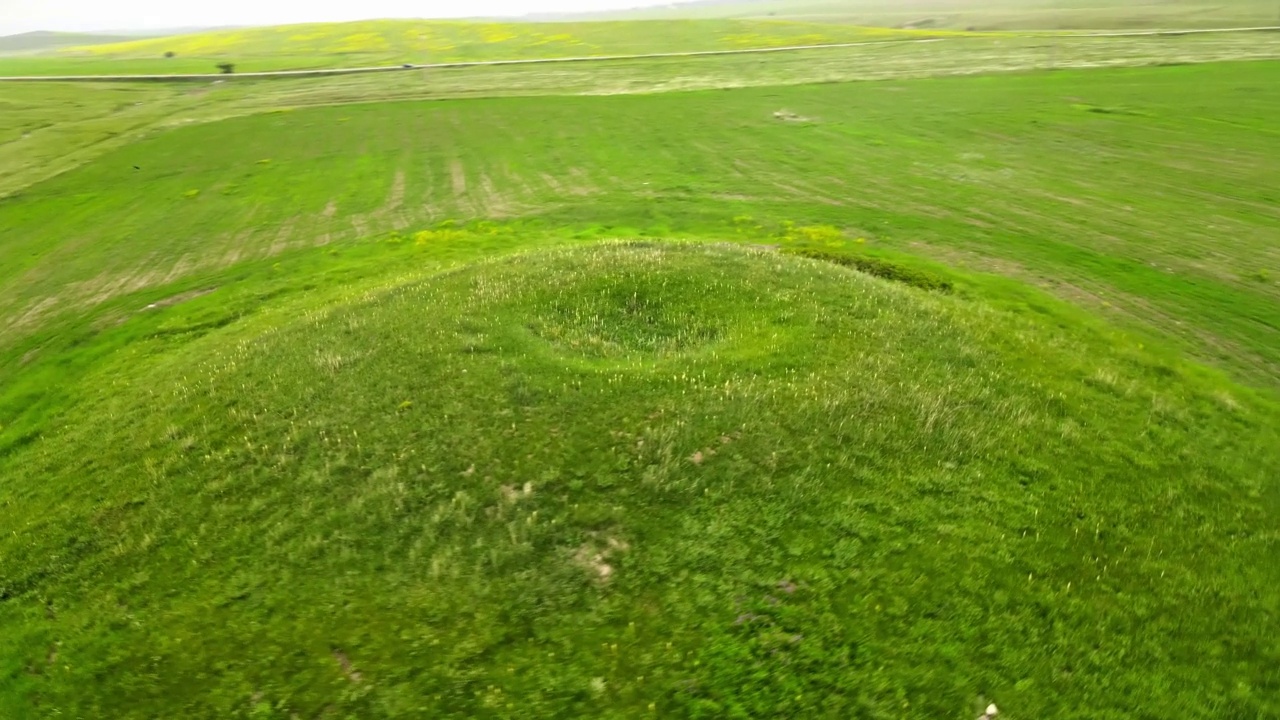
[2,24,1279,719]
[2,239,1277,717]
[0,19,942,76]
[786,247,955,292]
[5,31,1278,200]
[5,30,1279,200]
[3,61,1277,389]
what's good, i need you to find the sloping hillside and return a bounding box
[63,18,929,63]
[0,31,140,55]
[583,0,1280,29]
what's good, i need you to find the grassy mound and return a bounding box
[2,242,1276,718]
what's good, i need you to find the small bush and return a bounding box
[786,248,953,292]
[413,228,468,245]
[783,224,845,245]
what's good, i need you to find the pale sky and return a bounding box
[0,0,681,35]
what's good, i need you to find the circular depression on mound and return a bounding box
[3,241,1276,717]
[409,241,866,367]
[521,249,729,359]
[509,242,787,361]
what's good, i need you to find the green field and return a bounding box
[1,16,1278,720]
[5,31,1279,198]
[0,19,944,77]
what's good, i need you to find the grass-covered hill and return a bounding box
[3,240,1277,717]
[1,18,1278,720]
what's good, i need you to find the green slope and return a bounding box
[2,241,1276,717]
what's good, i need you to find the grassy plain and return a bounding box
[0,19,945,77]
[0,18,1278,720]
[3,60,1277,389]
[0,55,348,76]
[5,31,1279,197]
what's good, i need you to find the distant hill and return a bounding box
[522,0,770,21]
[0,31,142,55]
[561,0,1280,30]
[59,19,933,65]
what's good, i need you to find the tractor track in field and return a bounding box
[2,26,1278,83]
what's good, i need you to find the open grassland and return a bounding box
[1,23,1278,719]
[0,55,353,77]
[0,19,947,77]
[2,241,1277,717]
[2,61,1277,393]
[5,30,1279,198]
[607,0,1280,30]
